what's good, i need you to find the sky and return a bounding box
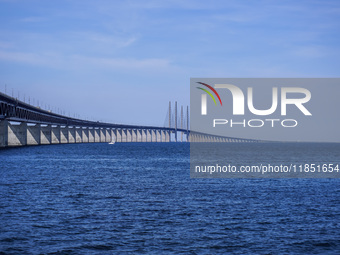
[0,0,339,127]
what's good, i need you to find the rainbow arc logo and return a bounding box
[196,82,223,106]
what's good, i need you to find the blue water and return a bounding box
[0,143,339,254]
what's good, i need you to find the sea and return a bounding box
[0,143,339,254]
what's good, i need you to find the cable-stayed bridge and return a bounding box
[0,91,256,148]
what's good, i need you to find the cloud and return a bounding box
[0,50,171,71]
[70,54,170,70]
[0,50,48,65]
[74,32,137,48]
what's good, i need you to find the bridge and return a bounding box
[0,91,256,148]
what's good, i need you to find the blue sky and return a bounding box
[0,0,339,126]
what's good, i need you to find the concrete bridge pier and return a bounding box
[104,129,110,142]
[116,129,122,142]
[137,129,142,142]
[121,129,127,142]
[125,129,130,142]
[60,126,68,144]
[68,126,75,143]
[156,130,161,142]
[94,128,100,142]
[151,130,156,142]
[27,124,41,145]
[166,131,170,142]
[75,127,82,143]
[100,128,105,143]
[161,130,166,143]
[0,120,8,147]
[51,126,61,144]
[141,129,147,142]
[110,129,116,142]
[131,129,136,142]
[132,129,137,142]
[82,128,89,143]
[0,121,27,147]
[40,125,52,145]
[88,128,94,143]
[146,129,151,142]
[0,118,255,147]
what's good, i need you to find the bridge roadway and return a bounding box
[0,91,256,148]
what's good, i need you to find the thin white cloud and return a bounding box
[74,32,137,48]
[70,54,170,70]
[0,50,171,71]
[0,50,47,65]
